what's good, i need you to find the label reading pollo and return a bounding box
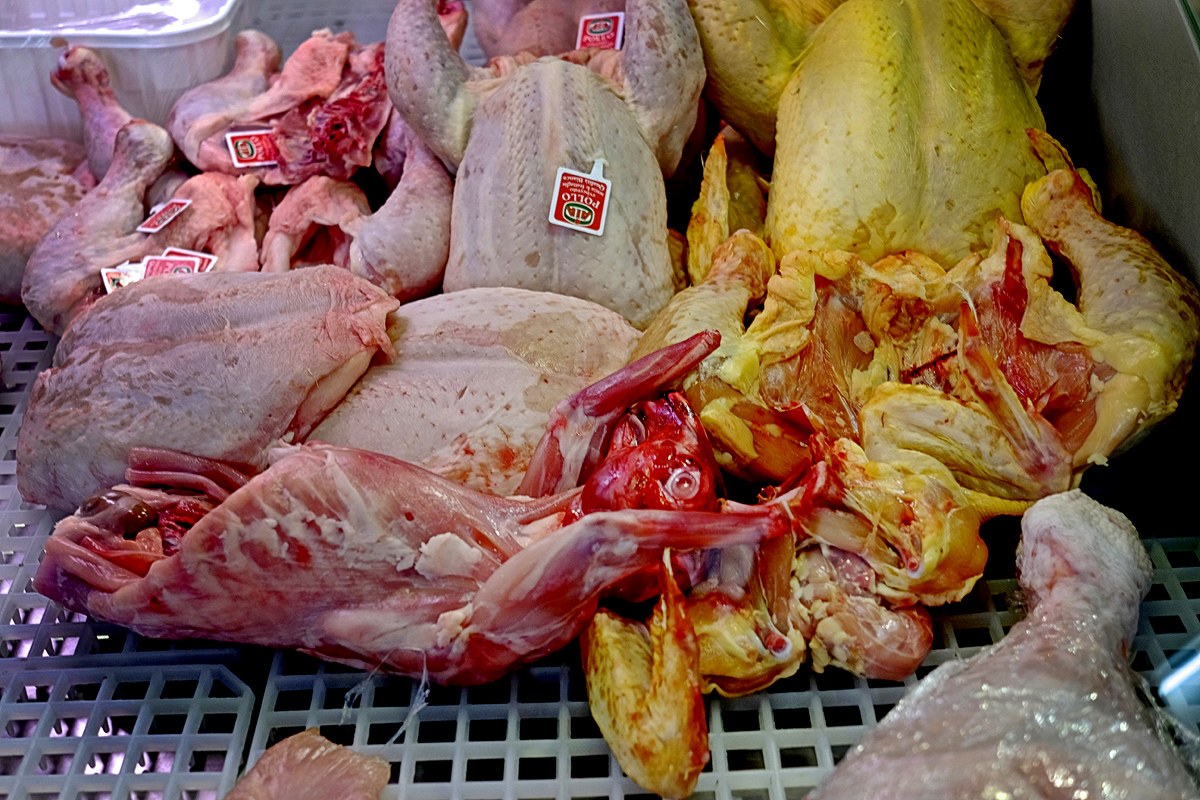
[576,12,625,49]
[136,198,192,233]
[548,159,611,236]
[225,129,279,168]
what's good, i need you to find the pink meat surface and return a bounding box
[34,443,786,685]
[225,728,387,800]
[17,268,397,511]
[810,490,1199,800]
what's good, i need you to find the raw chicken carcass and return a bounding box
[22,119,262,336]
[16,267,398,511]
[809,490,1200,800]
[311,287,641,495]
[34,442,785,684]
[167,30,391,185]
[225,729,388,800]
[260,121,453,300]
[473,0,625,57]
[33,334,789,684]
[687,0,1073,156]
[762,0,1050,266]
[385,0,705,328]
[0,139,94,304]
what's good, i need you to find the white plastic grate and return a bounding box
[238,576,1033,799]
[0,662,254,800]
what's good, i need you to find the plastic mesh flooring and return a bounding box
[0,663,254,800]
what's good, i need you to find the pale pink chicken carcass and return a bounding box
[16,267,398,511]
[810,490,1200,800]
[473,0,625,57]
[166,30,391,185]
[311,287,641,495]
[34,444,784,684]
[225,729,388,800]
[385,0,705,329]
[22,120,261,335]
[32,332,788,684]
[260,123,453,300]
[0,138,94,304]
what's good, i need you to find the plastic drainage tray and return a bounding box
[0,662,254,800]
[2,297,1200,800]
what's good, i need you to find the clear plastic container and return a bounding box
[0,0,245,141]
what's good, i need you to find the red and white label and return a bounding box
[225,129,279,168]
[162,247,217,272]
[136,198,192,233]
[143,255,203,277]
[100,265,141,294]
[576,12,624,49]
[549,159,611,236]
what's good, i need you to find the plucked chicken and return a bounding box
[809,490,1200,800]
[311,287,641,496]
[687,0,1073,156]
[385,0,704,328]
[17,268,398,511]
[33,335,790,684]
[0,139,94,304]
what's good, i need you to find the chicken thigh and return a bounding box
[22,120,261,336]
[810,491,1200,800]
[385,0,704,328]
[260,122,453,300]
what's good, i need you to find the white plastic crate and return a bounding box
[0,662,254,800]
[0,0,246,140]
